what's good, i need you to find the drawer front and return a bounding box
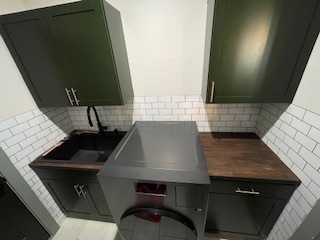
[210,179,295,199]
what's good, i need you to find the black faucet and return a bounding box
[87,106,108,134]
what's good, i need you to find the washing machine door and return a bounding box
[119,207,197,240]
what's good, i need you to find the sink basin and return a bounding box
[41,130,126,164]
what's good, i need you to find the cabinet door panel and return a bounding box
[0,11,71,107]
[45,1,123,106]
[45,179,94,217]
[86,182,112,217]
[206,193,284,238]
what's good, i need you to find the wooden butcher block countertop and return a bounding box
[30,131,300,185]
[199,132,300,184]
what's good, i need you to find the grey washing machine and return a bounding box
[97,121,210,240]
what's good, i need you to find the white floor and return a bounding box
[51,218,226,240]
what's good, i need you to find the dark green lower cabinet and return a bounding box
[206,180,296,239]
[0,177,50,240]
[33,169,113,223]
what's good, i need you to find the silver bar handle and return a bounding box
[210,81,215,103]
[73,184,82,197]
[71,88,80,105]
[79,185,87,198]
[235,187,260,195]
[65,88,74,106]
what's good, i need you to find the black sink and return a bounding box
[42,131,126,164]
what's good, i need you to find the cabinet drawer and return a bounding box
[210,180,295,199]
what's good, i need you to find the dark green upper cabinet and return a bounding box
[0,0,133,107]
[205,0,320,103]
[0,10,72,106]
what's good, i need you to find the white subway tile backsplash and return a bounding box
[291,165,311,186]
[5,144,22,157]
[286,105,306,120]
[0,117,17,132]
[264,103,279,116]
[226,122,241,127]
[211,121,226,127]
[304,164,320,187]
[0,129,13,142]
[146,109,159,115]
[171,96,185,102]
[207,115,220,121]
[15,111,35,124]
[186,95,200,102]
[260,108,271,120]
[314,144,320,158]
[186,108,199,114]
[275,138,289,155]
[278,150,293,169]
[214,108,228,114]
[303,111,320,130]
[295,132,316,152]
[179,102,192,109]
[10,122,30,135]
[191,115,206,121]
[133,96,145,103]
[290,209,302,227]
[152,103,165,109]
[283,135,301,153]
[19,135,38,148]
[280,122,297,138]
[279,112,293,125]
[289,198,306,219]
[139,103,152,109]
[28,115,45,127]
[158,96,171,102]
[178,115,192,121]
[229,108,244,114]
[308,127,320,143]
[235,115,250,121]
[165,102,179,109]
[191,102,205,109]
[36,128,51,140]
[159,109,172,115]
[145,96,158,103]
[298,196,312,215]
[14,146,33,162]
[32,109,43,117]
[287,149,306,170]
[244,107,260,114]
[291,117,311,134]
[271,126,286,141]
[297,184,317,207]
[299,147,320,170]
[308,181,320,199]
[5,133,26,147]
[220,114,235,121]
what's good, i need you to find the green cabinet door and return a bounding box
[207,0,320,103]
[44,0,123,106]
[0,10,72,107]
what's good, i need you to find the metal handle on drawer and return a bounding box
[235,187,260,195]
[71,88,80,105]
[79,185,87,198]
[74,184,82,197]
[65,88,74,106]
[210,81,215,103]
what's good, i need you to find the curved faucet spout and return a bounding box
[87,106,108,134]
